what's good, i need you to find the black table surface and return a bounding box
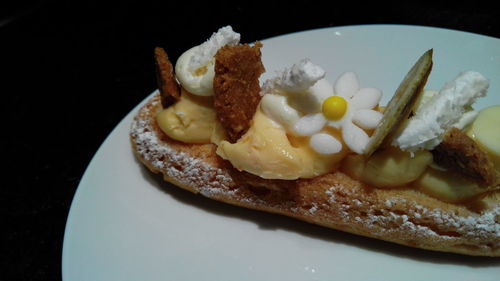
[2,1,499,280]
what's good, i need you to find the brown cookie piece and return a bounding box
[432,127,497,186]
[213,42,265,143]
[154,47,180,108]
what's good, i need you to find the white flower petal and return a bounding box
[350,87,382,109]
[334,72,359,99]
[293,113,327,136]
[327,120,343,129]
[342,122,370,154]
[309,78,334,104]
[352,109,383,130]
[310,133,342,155]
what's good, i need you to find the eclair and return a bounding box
[130,26,500,256]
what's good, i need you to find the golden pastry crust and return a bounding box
[130,93,500,257]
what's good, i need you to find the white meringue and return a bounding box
[175,26,240,96]
[393,71,488,152]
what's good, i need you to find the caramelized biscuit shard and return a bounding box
[213,42,265,143]
[432,127,497,186]
[154,47,181,108]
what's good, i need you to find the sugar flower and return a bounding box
[294,72,383,154]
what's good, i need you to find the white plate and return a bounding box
[62,25,500,281]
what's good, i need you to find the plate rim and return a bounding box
[62,24,500,281]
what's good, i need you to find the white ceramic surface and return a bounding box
[62,25,500,281]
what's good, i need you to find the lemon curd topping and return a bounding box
[467,105,500,172]
[216,108,349,180]
[156,89,216,143]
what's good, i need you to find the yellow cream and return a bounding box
[216,108,348,180]
[467,105,500,172]
[210,120,227,146]
[156,89,216,143]
[342,148,432,188]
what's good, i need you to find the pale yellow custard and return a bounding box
[156,89,216,143]
[467,105,500,173]
[156,90,348,179]
[216,107,348,180]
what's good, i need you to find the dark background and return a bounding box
[2,1,499,280]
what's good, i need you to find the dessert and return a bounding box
[130,26,500,256]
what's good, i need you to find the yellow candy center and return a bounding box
[322,96,348,120]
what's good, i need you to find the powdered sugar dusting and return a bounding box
[325,184,500,244]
